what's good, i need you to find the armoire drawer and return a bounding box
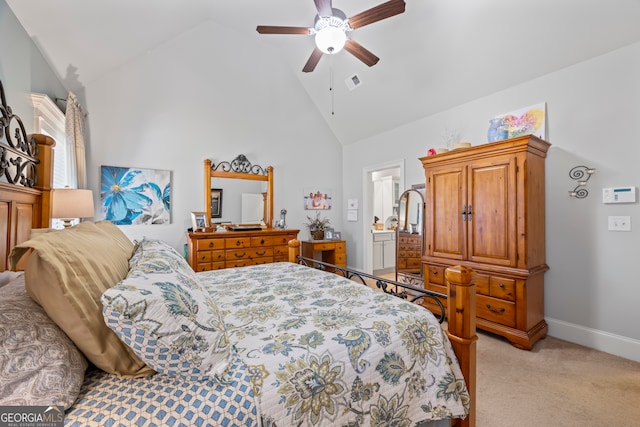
[428,266,445,285]
[477,295,516,327]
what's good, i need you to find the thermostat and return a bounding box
[602,186,636,204]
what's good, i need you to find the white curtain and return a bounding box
[65,92,87,189]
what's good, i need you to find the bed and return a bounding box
[0,82,477,426]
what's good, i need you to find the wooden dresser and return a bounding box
[420,135,550,350]
[396,232,422,273]
[187,229,299,271]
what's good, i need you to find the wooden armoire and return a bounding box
[420,135,550,349]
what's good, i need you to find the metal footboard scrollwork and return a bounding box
[0,80,39,187]
[296,255,447,323]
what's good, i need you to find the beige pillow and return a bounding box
[9,221,154,377]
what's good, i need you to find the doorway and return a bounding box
[362,160,404,275]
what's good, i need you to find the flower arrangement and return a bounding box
[304,211,330,232]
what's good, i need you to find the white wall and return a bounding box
[0,1,66,129]
[343,42,640,361]
[82,19,344,250]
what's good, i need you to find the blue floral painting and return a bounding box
[100,165,171,225]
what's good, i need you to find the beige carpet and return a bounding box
[476,330,640,426]
[363,273,640,426]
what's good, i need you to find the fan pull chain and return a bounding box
[330,67,335,115]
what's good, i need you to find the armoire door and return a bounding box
[426,164,466,261]
[466,154,517,267]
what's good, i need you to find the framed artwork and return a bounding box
[210,188,223,218]
[191,212,209,230]
[304,188,332,210]
[324,228,334,240]
[333,231,342,240]
[100,165,171,225]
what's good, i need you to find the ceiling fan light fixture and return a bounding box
[315,26,347,54]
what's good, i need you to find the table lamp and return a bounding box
[51,188,95,228]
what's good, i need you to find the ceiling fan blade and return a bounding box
[302,48,323,73]
[314,0,333,17]
[348,0,406,29]
[344,39,380,67]
[256,26,311,35]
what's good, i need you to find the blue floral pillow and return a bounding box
[101,239,231,381]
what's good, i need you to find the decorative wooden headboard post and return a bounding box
[445,265,477,427]
[30,133,55,227]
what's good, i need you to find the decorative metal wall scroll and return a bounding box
[568,166,595,199]
[0,80,39,187]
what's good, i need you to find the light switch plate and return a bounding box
[608,216,631,231]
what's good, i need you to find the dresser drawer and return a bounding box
[226,248,274,260]
[490,276,515,301]
[477,295,516,327]
[226,257,272,268]
[251,236,275,247]
[196,250,225,263]
[196,238,225,251]
[335,253,346,265]
[195,261,225,272]
[335,242,346,253]
[273,245,289,257]
[311,242,336,251]
[406,258,421,269]
[274,234,296,245]
[225,237,251,248]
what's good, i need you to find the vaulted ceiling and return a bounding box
[8,0,640,144]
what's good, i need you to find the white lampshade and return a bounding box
[315,26,346,54]
[52,188,95,227]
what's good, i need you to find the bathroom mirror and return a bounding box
[204,155,273,227]
[396,187,425,286]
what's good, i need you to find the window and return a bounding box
[31,94,77,228]
[30,94,76,188]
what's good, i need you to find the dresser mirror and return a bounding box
[204,155,273,227]
[395,186,425,286]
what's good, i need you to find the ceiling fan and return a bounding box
[256,0,406,72]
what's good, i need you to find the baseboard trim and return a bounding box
[546,317,640,363]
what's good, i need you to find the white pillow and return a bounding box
[101,240,232,382]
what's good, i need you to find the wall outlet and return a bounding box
[608,216,631,231]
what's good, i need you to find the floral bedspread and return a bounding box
[199,262,470,427]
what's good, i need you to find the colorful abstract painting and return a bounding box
[493,102,546,140]
[100,165,171,225]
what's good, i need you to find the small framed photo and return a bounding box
[333,231,342,240]
[324,228,334,240]
[191,212,209,231]
[210,188,223,218]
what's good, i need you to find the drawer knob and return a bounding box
[208,242,214,248]
[499,283,505,288]
[236,240,242,246]
[432,271,438,276]
[486,304,505,314]
[260,239,265,244]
